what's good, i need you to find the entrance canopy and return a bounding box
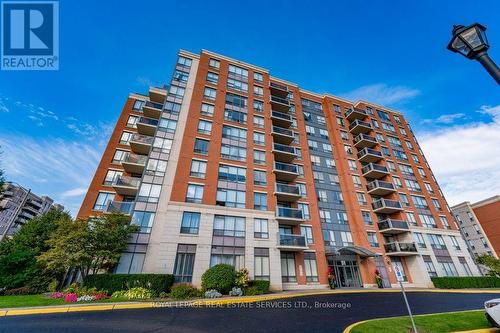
[328,246,380,258]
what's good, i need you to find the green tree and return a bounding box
[38,213,138,280]
[0,210,71,291]
[476,254,500,277]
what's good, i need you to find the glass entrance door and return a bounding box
[331,259,362,288]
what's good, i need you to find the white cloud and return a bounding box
[342,83,420,106]
[0,135,103,217]
[418,105,500,206]
[422,113,466,125]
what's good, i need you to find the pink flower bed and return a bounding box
[64,293,78,303]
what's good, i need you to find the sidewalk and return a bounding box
[1,287,499,317]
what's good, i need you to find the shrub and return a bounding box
[111,287,153,300]
[64,293,78,302]
[111,290,127,298]
[235,268,250,288]
[229,287,243,296]
[244,287,262,296]
[50,291,65,299]
[204,289,222,298]
[77,295,95,302]
[83,274,174,296]
[431,277,500,289]
[201,264,236,294]
[4,287,32,296]
[250,280,270,294]
[170,284,202,300]
[48,279,59,292]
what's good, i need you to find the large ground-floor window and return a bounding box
[173,244,197,283]
[281,252,296,283]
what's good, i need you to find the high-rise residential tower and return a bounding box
[78,49,479,290]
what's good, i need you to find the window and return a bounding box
[337,212,348,224]
[400,127,407,136]
[298,203,310,219]
[159,118,177,133]
[362,211,372,225]
[388,136,402,148]
[420,214,437,228]
[146,158,167,175]
[221,144,246,161]
[459,258,473,276]
[180,212,200,234]
[371,119,379,128]
[216,189,246,208]
[412,195,428,209]
[197,120,212,135]
[399,193,410,207]
[366,106,373,114]
[411,154,419,164]
[305,125,315,135]
[131,211,155,233]
[253,132,265,145]
[93,192,115,211]
[253,150,265,165]
[450,236,461,250]
[325,158,335,168]
[126,115,139,128]
[194,138,209,155]
[253,86,264,96]
[377,109,390,121]
[368,232,379,247]
[393,176,403,188]
[406,212,417,226]
[333,105,340,113]
[440,261,458,277]
[310,155,321,166]
[281,252,296,282]
[417,167,426,178]
[190,160,207,178]
[344,144,353,155]
[394,149,408,161]
[227,78,248,92]
[428,234,446,249]
[253,100,264,112]
[405,179,421,191]
[218,164,246,183]
[376,133,385,142]
[206,72,218,84]
[381,146,391,157]
[177,56,192,67]
[213,215,245,237]
[327,174,339,185]
[103,169,122,185]
[317,190,328,202]
[301,226,314,244]
[304,252,318,282]
[224,109,247,124]
[254,219,268,238]
[133,100,145,110]
[228,64,248,79]
[414,232,427,248]
[340,231,354,246]
[153,137,173,151]
[203,87,216,100]
[405,140,414,150]
[119,131,133,144]
[186,184,204,203]
[382,122,395,132]
[432,198,442,211]
[313,171,324,182]
[357,192,367,205]
[352,175,362,188]
[323,143,333,152]
[254,170,267,186]
[201,103,215,116]
[254,72,263,82]
[138,183,161,203]
[386,160,397,172]
[253,116,264,128]
[209,58,220,68]
[399,163,414,176]
[336,117,345,127]
[340,131,349,141]
[254,192,267,210]
[254,248,270,280]
[222,125,247,141]
[165,101,181,114]
[423,256,437,277]
[169,85,185,98]
[173,70,189,82]
[424,182,434,193]
[308,139,318,150]
[173,244,196,283]
[348,159,357,171]
[319,210,331,223]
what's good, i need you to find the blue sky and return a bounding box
[1,0,499,215]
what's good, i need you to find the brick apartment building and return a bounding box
[78,49,479,290]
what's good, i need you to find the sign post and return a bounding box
[395,266,418,333]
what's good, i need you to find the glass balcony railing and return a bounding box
[130,133,154,145]
[378,219,410,231]
[273,143,296,154]
[349,119,372,129]
[123,152,148,165]
[276,207,303,220]
[272,126,294,137]
[274,162,298,174]
[362,163,388,174]
[271,111,292,122]
[113,175,140,188]
[384,242,418,253]
[138,117,159,126]
[372,198,402,210]
[270,82,289,92]
[105,201,134,215]
[367,180,395,192]
[354,133,377,145]
[358,147,383,159]
[276,183,300,195]
[270,95,290,105]
[279,233,307,247]
[144,101,163,110]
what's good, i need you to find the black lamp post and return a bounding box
[447,23,500,85]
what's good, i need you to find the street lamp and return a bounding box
[447,23,500,84]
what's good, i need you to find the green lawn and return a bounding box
[0,295,129,309]
[351,310,491,333]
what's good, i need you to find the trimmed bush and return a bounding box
[201,264,236,294]
[4,286,32,295]
[244,287,262,296]
[251,280,270,294]
[83,274,174,295]
[170,284,202,300]
[431,276,500,289]
[111,287,153,300]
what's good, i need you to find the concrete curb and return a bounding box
[1,288,499,317]
[452,329,499,333]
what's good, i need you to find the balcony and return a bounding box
[277,233,308,251]
[349,119,372,134]
[384,242,418,256]
[358,147,383,163]
[143,101,163,119]
[122,152,148,174]
[272,143,296,162]
[136,117,159,136]
[271,110,293,127]
[149,86,167,104]
[112,175,141,196]
[377,219,410,235]
[274,183,301,202]
[353,134,378,149]
[269,82,289,98]
[367,180,396,196]
[129,133,154,154]
[271,126,295,144]
[276,207,305,225]
[105,201,134,215]
[362,163,390,179]
[372,198,404,214]
[270,95,291,113]
[345,108,368,121]
[273,162,299,181]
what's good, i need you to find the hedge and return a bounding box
[431,276,500,289]
[83,274,174,295]
[250,280,270,293]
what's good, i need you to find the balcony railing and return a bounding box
[276,183,301,195]
[345,108,368,121]
[271,110,292,122]
[124,152,147,165]
[272,126,294,137]
[130,133,154,145]
[353,133,378,148]
[138,117,159,127]
[276,207,304,220]
[384,242,418,255]
[349,119,372,134]
[144,101,163,110]
[358,147,383,162]
[113,175,140,188]
[372,198,403,213]
[377,219,410,234]
[274,162,298,174]
[367,180,396,195]
[278,233,307,248]
[270,95,290,106]
[362,163,389,176]
[270,82,289,92]
[105,201,134,215]
[273,143,296,154]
